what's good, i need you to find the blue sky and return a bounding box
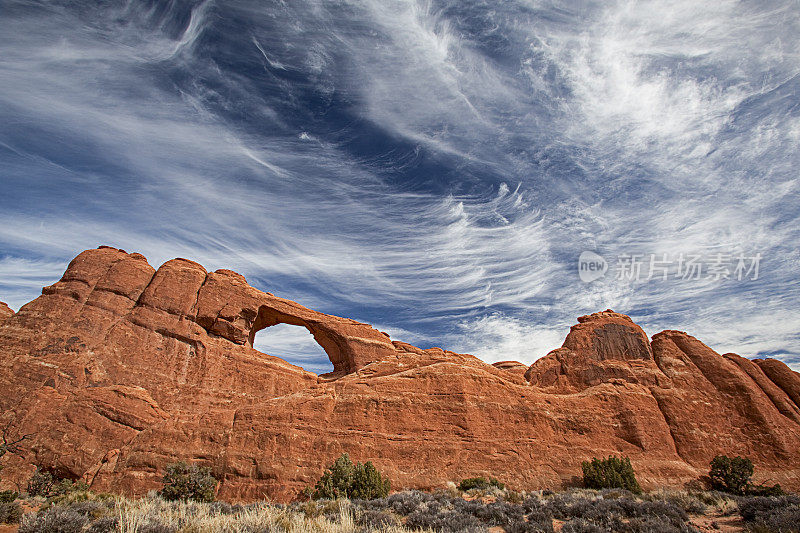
[1,0,799,373]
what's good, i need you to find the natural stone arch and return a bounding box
[191,266,398,375]
[251,322,333,374]
[248,305,347,375]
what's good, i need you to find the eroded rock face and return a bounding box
[0,302,12,322]
[525,311,663,392]
[1,247,799,501]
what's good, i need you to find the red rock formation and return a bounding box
[754,358,800,409]
[0,247,799,501]
[525,311,664,392]
[0,301,12,323]
[492,360,529,378]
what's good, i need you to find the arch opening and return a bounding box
[252,322,334,375]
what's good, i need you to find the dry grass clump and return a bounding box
[15,486,800,533]
[644,489,708,514]
[19,493,419,533]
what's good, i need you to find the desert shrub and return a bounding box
[506,519,554,533]
[351,460,391,500]
[0,490,17,503]
[292,498,342,518]
[47,488,116,511]
[621,514,697,533]
[646,489,707,514]
[0,501,21,524]
[355,508,401,529]
[523,497,554,528]
[158,461,217,502]
[557,498,628,526]
[86,516,118,533]
[709,455,753,495]
[504,490,525,504]
[739,495,800,527]
[311,453,390,500]
[582,456,642,494]
[61,500,107,518]
[747,482,785,497]
[621,500,689,528]
[207,500,241,515]
[458,476,505,491]
[19,506,89,533]
[379,493,549,531]
[561,518,608,533]
[694,490,739,515]
[294,498,349,521]
[26,467,56,497]
[312,453,354,499]
[136,524,177,533]
[533,490,695,533]
[386,489,433,514]
[354,496,391,512]
[60,479,88,494]
[459,499,524,527]
[540,493,573,521]
[26,468,88,499]
[744,505,800,532]
[405,505,486,532]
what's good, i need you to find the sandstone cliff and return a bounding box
[0,302,13,323]
[0,247,798,501]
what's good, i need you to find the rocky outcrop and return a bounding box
[0,301,12,323]
[0,247,799,501]
[492,360,529,378]
[525,311,664,392]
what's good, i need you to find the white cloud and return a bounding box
[253,323,333,374]
[1,0,798,371]
[447,313,569,365]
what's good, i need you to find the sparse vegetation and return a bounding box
[26,467,89,498]
[738,494,800,532]
[582,456,642,494]
[0,500,21,524]
[709,455,753,495]
[158,461,218,502]
[458,476,505,492]
[6,462,798,533]
[709,455,783,496]
[19,505,90,533]
[311,453,391,500]
[8,486,729,533]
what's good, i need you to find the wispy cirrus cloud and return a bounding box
[1,0,798,370]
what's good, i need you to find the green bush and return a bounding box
[581,456,641,494]
[747,482,784,497]
[0,490,17,503]
[457,476,505,492]
[709,455,752,495]
[311,453,390,500]
[26,468,88,499]
[708,455,782,496]
[158,462,217,502]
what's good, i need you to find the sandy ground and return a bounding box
[690,511,746,532]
